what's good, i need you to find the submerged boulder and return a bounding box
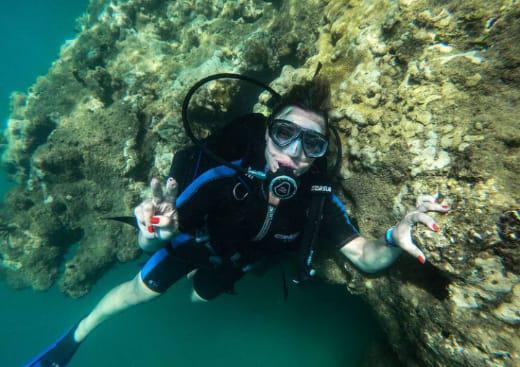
[0,0,517,365]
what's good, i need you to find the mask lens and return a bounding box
[271,121,299,146]
[303,132,328,157]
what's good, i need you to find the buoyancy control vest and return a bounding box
[176,123,334,280]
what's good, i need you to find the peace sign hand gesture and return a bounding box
[134,177,178,252]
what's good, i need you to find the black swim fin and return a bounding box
[24,324,81,367]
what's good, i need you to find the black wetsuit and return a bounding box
[140,114,359,300]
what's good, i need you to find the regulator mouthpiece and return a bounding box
[266,167,298,200]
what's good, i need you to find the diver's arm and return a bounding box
[339,194,450,273]
[340,236,402,273]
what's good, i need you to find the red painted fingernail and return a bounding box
[148,225,155,233]
[418,255,425,264]
[150,216,160,224]
[432,224,440,232]
[442,205,449,209]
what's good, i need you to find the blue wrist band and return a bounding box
[385,226,398,247]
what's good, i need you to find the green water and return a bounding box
[0,0,91,126]
[1,258,382,366]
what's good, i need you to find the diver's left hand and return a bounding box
[391,194,450,264]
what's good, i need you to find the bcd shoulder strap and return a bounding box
[169,113,266,194]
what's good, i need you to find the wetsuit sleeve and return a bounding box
[318,194,360,249]
[174,165,237,235]
[175,181,215,235]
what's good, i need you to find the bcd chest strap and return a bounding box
[293,182,332,284]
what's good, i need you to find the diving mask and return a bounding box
[268,119,329,158]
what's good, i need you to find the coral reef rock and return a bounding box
[0,0,518,366]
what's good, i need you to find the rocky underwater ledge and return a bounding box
[0,0,518,366]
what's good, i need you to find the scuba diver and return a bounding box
[25,73,450,367]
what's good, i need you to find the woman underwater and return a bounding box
[26,75,450,367]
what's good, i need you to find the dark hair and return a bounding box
[271,76,331,131]
[268,76,337,176]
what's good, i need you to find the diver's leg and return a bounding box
[24,274,160,367]
[76,240,203,341]
[25,241,199,367]
[191,264,245,302]
[74,273,159,341]
[191,289,209,303]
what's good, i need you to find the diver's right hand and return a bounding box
[134,177,178,251]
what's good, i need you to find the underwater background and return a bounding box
[1,262,386,366]
[1,0,518,366]
[0,1,389,366]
